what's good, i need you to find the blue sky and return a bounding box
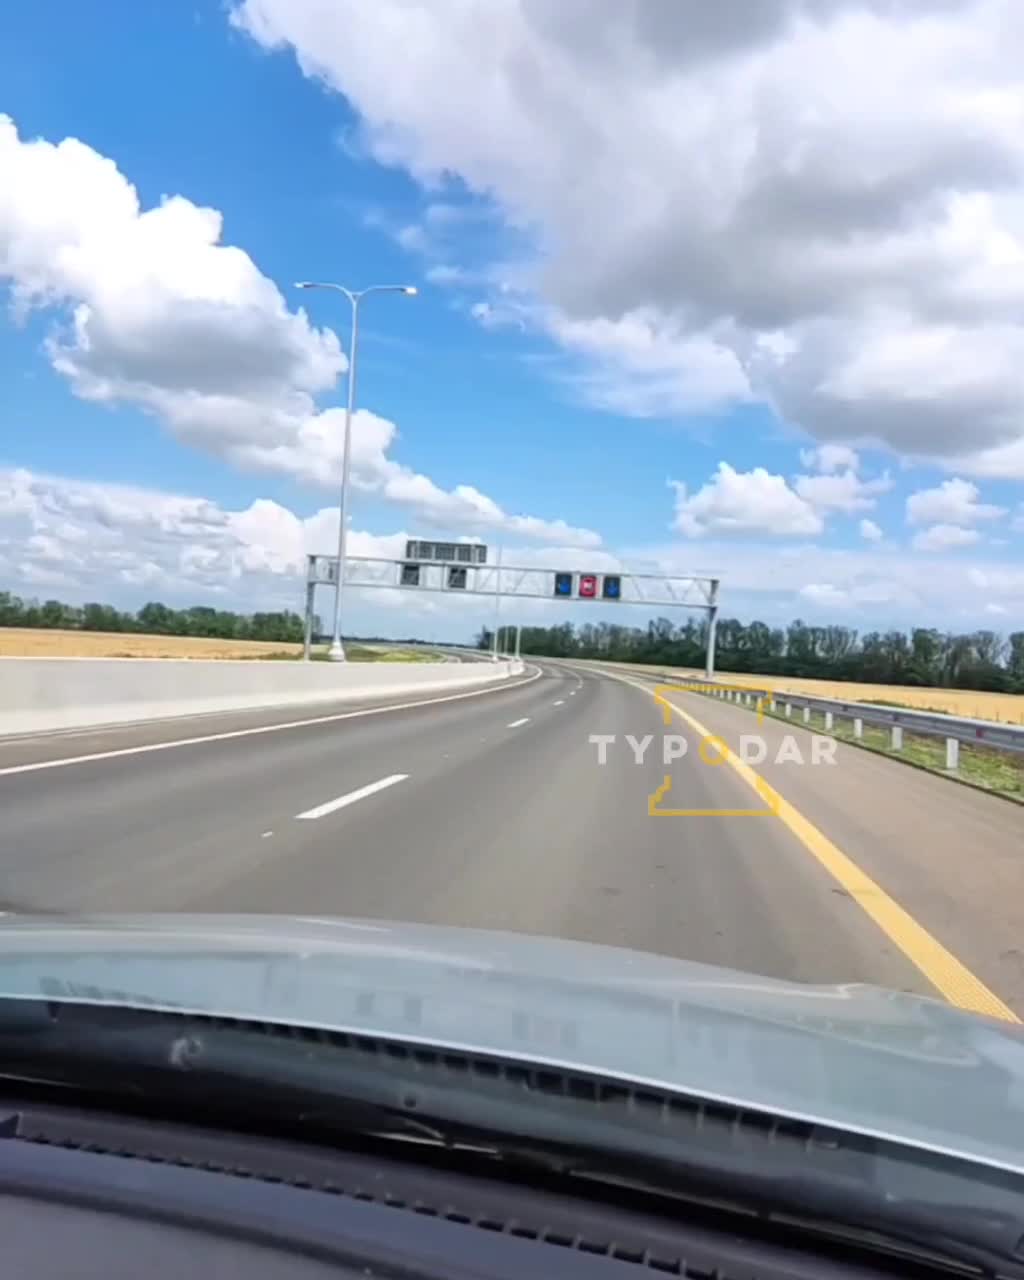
[2,0,1024,637]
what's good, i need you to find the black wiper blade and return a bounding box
[2,999,1024,1276]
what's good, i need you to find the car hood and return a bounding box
[0,913,1020,1173]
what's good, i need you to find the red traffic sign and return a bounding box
[579,574,597,598]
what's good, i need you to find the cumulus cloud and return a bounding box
[905,477,1006,526]
[0,115,599,548]
[672,463,824,537]
[0,466,481,625]
[798,582,853,609]
[911,522,982,551]
[4,465,1022,628]
[859,518,883,541]
[969,565,1024,598]
[799,444,861,474]
[0,466,314,602]
[2,466,602,613]
[0,115,343,444]
[793,466,891,513]
[797,575,925,609]
[234,0,1024,471]
[0,466,609,621]
[544,310,749,418]
[614,532,1024,622]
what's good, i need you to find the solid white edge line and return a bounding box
[0,666,544,778]
[296,773,408,820]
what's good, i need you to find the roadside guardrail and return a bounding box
[640,672,1024,772]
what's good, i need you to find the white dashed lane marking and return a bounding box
[296,774,408,821]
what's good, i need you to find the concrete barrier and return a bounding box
[0,657,525,736]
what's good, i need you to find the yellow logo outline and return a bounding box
[649,682,780,817]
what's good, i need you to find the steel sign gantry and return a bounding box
[302,553,722,677]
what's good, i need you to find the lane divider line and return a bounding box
[602,667,1019,1023]
[0,667,544,779]
[296,774,408,821]
[507,718,530,728]
[553,700,565,706]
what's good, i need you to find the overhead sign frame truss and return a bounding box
[303,553,721,675]
[307,555,717,608]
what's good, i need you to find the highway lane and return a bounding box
[0,659,1004,1010]
[0,662,519,772]
[606,668,1024,1017]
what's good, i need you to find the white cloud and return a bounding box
[799,444,860,474]
[968,565,1024,598]
[0,115,597,548]
[793,467,891,513]
[425,263,472,285]
[469,298,528,332]
[6,465,1022,629]
[905,476,1006,525]
[0,466,467,619]
[0,114,343,445]
[911,522,982,551]
[0,467,622,649]
[798,582,852,609]
[859,518,883,541]
[612,533,1024,623]
[799,577,918,610]
[672,463,824,537]
[544,310,749,418]
[234,0,1024,471]
[0,466,608,626]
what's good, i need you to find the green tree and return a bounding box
[1009,633,1024,687]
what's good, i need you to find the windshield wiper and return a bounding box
[0,998,1022,1277]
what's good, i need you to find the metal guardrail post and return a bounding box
[589,665,1024,762]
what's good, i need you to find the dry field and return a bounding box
[0,628,304,660]
[654,665,1024,725]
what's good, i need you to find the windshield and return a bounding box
[3,0,1024,1243]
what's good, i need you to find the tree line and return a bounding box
[0,591,308,645]
[478,618,1024,692]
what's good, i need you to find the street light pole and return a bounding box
[296,280,416,661]
[491,544,503,662]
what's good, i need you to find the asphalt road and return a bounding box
[1,661,1020,1014]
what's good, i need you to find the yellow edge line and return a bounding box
[657,688,1019,1024]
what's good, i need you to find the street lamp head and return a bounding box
[295,281,313,289]
[403,285,418,296]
